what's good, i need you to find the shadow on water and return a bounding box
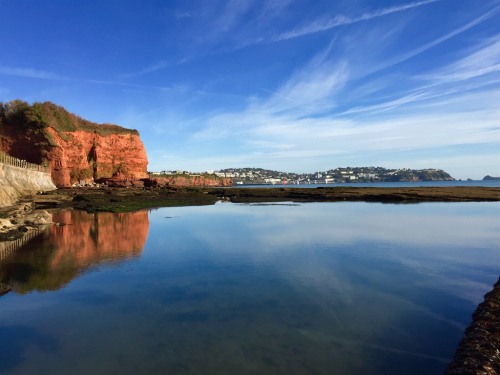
[0,325,59,372]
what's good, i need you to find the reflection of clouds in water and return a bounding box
[175,201,499,259]
[243,202,499,249]
[149,201,499,312]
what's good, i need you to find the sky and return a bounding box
[0,0,499,179]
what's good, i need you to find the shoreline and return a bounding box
[445,277,500,374]
[2,185,497,242]
[32,186,500,213]
[0,186,498,233]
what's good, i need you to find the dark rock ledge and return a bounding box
[445,277,500,375]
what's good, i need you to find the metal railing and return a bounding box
[0,151,50,173]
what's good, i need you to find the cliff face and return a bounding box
[45,128,148,187]
[0,101,148,187]
[147,174,233,187]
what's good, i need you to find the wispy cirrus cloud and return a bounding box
[0,64,179,93]
[192,0,255,44]
[118,59,190,79]
[420,38,500,83]
[273,0,443,42]
[261,55,348,115]
[352,36,500,115]
[185,20,499,176]
[215,0,254,32]
[122,60,171,77]
[0,66,62,80]
[384,5,500,72]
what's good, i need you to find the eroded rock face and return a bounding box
[0,126,148,187]
[146,175,233,188]
[0,101,148,187]
[45,128,148,187]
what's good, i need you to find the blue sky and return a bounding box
[0,0,499,179]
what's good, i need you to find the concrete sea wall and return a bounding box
[0,163,56,207]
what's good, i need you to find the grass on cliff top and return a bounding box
[0,100,139,136]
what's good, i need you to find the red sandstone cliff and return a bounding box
[0,101,148,187]
[45,128,148,186]
[147,174,233,187]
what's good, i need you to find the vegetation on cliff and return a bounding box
[0,100,138,137]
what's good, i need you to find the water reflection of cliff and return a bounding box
[0,210,149,294]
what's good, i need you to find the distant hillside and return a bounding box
[0,100,148,186]
[217,167,454,184]
[483,175,500,180]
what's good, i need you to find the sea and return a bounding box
[0,200,499,374]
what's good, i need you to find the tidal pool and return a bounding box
[0,202,499,374]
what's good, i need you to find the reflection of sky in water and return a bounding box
[0,202,499,375]
[149,202,499,301]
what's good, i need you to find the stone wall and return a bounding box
[0,163,56,207]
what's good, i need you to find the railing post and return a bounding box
[0,151,49,174]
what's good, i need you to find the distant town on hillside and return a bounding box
[151,167,454,185]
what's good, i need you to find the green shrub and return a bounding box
[0,100,139,136]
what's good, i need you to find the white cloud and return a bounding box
[421,38,500,83]
[119,60,172,78]
[262,60,348,116]
[216,0,254,32]
[0,66,62,80]
[274,0,443,41]
[183,29,500,174]
[386,6,500,71]
[194,0,255,44]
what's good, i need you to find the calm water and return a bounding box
[0,202,499,375]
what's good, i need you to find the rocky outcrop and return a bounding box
[0,203,52,242]
[44,128,148,187]
[446,277,500,375]
[0,101,148,187]
[146,174,233,188]
[0,163,56,207]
